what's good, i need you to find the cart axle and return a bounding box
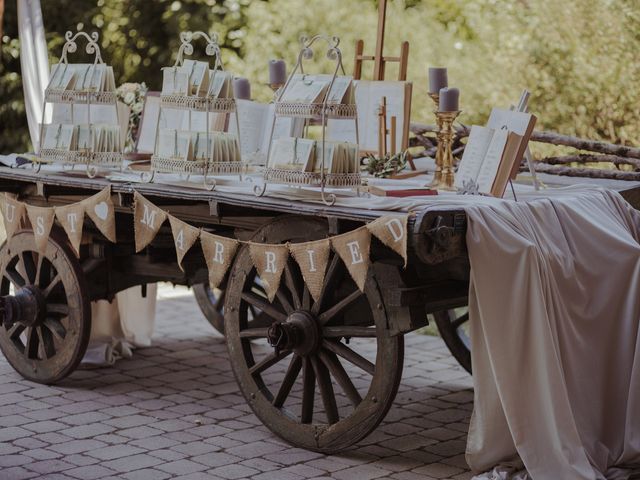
[0,286,46,329]
[267,311,320,356]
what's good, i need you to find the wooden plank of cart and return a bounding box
[0,166,639,453]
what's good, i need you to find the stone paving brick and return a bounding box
[0,287,475,479]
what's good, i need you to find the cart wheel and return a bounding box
[433,307,471,374]
[225,217,404,453]
[0,228,91,384]
[193,283,225,333]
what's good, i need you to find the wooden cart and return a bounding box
[0,167,638,453]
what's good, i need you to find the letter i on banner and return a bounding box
[26,205,56,254]
[289,239,330,302]
[133,192,167,252]
[200,231,239,290]
[249,243,289,302]
[83,186,116,242]
[367,215,408,266]
[331,226,371,292]
[1,194,26,239]
[55,203,85,256]
[168,215,200,270]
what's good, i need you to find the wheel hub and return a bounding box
[267,311,320,356]
[0,286,46,329]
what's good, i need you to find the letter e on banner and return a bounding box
[331,227,371,292]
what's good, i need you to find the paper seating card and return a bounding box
[157,129,241,163]
[162,62,232,98]
[51,102,130,149]
[229,100,304,164]
[207,70,232,98]
[327,80,412,154]
[42,123,122,153]
[454,125,523,197]
[280,74,354,105]
[268,137,359,174]
[48,63,116,92]
[162,67,190,96]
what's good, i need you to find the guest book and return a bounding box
[327,80,412,154]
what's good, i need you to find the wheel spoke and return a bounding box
[310,355,339,425]
[241,291,286,322]
[322,339,375,376]
[25,327,38,359]
[452,312,469,330]
[318,289,364,325]
[35,254,44,287]
[249,312,274,329]
[301,357,315,424]
[43,274,62,298]
[239,327,269,339]
[273,354,302,408]
[284,262,302,310]
[322,326,377,338]
[4,269,26,288]
[37,327,56,359]
[302,285,311,311]
[275,290,294,315]
[20,252,37,285]
[249,349,291,376]
[43,317,66,341]
[47,303,69,317]
[7,323,25,340]
[312,254,343,315]
[319,349,362,407]
[215,288,226,313]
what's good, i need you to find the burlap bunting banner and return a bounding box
[133,191,167,252]
[26,205,56,253]
[331,226,371,292]
[168,215,200,270]
[55,202,85,256]
[249,242,289,302]
[200,231,239,290]
[289,239,330,302]
[1,194,26,239]
[83,186,116,242]
[367,215,408,266]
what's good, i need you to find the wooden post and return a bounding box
[378,97,387,157]
[353,40,365,81]
[398,41,409,81]
[390,116,397,155]
[373,0,387,81]
[0,0,5,41]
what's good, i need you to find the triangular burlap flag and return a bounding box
[331,227,371,292]
[1,195,26,239]
[200,231,239,289]
[26,205,56,254]
[289,239,330,302]
[168,215,200,270]
[133,191,167,252]
[249,242,289,302]
[83,186,116,242]
[55,203,86,256]
[367,215,408,266]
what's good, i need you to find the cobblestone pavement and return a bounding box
[0,285,474,480]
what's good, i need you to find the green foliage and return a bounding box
[363,150,409,178]
[1,0,639,154]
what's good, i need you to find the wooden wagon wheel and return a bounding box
[225,217,404,453]
[0,228,91,384]
[433,307,471,374]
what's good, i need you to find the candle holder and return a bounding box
[428,92,443,186]
[432,109,460,191]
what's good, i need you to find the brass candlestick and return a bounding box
[428,92,443,186]
[432,110,460,191]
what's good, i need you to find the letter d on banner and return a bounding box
[367,215,408,266]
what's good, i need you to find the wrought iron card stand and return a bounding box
[255,35,360,206]
[38,31,123,178]
[147,31,243,190]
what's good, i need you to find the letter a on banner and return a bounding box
[249,243,289,302]
[26,205,56,254]
[133,192,167,252]
[331,227,371,292]
[55,203,85,256]
[168,215,200,270]
[289,239,330,302]
[367,215,408,266]
[200,231,239,290]
[83,186,116,242]
[1,194,25,239]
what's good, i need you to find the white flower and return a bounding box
[132,102,144,114]
[124,92,135,105]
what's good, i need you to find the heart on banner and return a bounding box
[94,202,109,221]
[83,186,116,242]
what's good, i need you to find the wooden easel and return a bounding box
[353,0,418,172]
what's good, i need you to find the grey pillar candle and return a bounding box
[428,67,448,94]
[268,59,287,85]
[233,77,251,100]
[439,87,460,112]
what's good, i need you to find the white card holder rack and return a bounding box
[37,30,123,178]
[255,35,361,206]
[146,31,244,191]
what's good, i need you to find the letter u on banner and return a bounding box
[1,194,26,239]
[133,192,167,252]
[200,231,239,290]
[331,226,371,292]
[249,242,289,302]
[367,215,408,266]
